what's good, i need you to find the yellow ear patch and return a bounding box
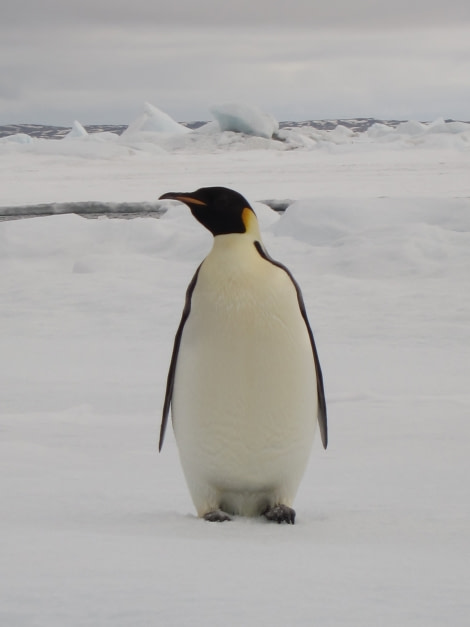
[241,207,259,234]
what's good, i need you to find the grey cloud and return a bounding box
[3,0,470,29]
[1,5,469,125]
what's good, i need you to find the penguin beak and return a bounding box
[159,192,207,206]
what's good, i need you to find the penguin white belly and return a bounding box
[172,239,318,517]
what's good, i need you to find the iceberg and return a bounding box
[210,103,279,139]
[64,120,88,139]
[122,102,191,136]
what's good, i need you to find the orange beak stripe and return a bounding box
[174,196,207,206]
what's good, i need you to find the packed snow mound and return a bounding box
[272,197,470,279]
[428,119,470,134]
[210,103,279,139]
[367,118,470,146]
[396,120,426,135]
[0,133,34,144]
[64,120,88,140]
[122,102,191,136]
[365,123,396,139]
[252,201,281,229]
[1,111,469,158]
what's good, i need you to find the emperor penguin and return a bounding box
[159,186,327,524]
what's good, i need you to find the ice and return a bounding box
[122,101,191,136]
[2,101,470,158]
[210,102,279,138]
[327,123,355,143]
[366,118,470,148]
[367,122,396,138]
[0,106,469,626]
[395,119,427,135]
[0,132,34,144]
[63,119,88,139]
[428,119,470,134]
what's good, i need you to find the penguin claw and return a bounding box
[203,509,232,522]
[263,504,296,525]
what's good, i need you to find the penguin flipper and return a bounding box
[253,241,328,449]
[159,264,201,451]
[296,289,328,450]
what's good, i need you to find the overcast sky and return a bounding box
[1,0,470,125]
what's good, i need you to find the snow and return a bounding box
[0,110,469,626]
[0,132,34,144]
[396,119,427,136]
[367,117,470,148]
[210,102,279,138]
[2,103,470,156]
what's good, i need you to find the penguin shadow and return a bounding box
[171,509,329,529]
[100,507,331,542]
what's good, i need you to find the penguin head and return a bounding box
[159,186,258,237]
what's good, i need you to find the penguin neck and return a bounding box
[209,211,262,257]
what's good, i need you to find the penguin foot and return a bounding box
[203,509,232,522]
[263,504,296,525]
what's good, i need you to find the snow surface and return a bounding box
[0,113,469,626]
